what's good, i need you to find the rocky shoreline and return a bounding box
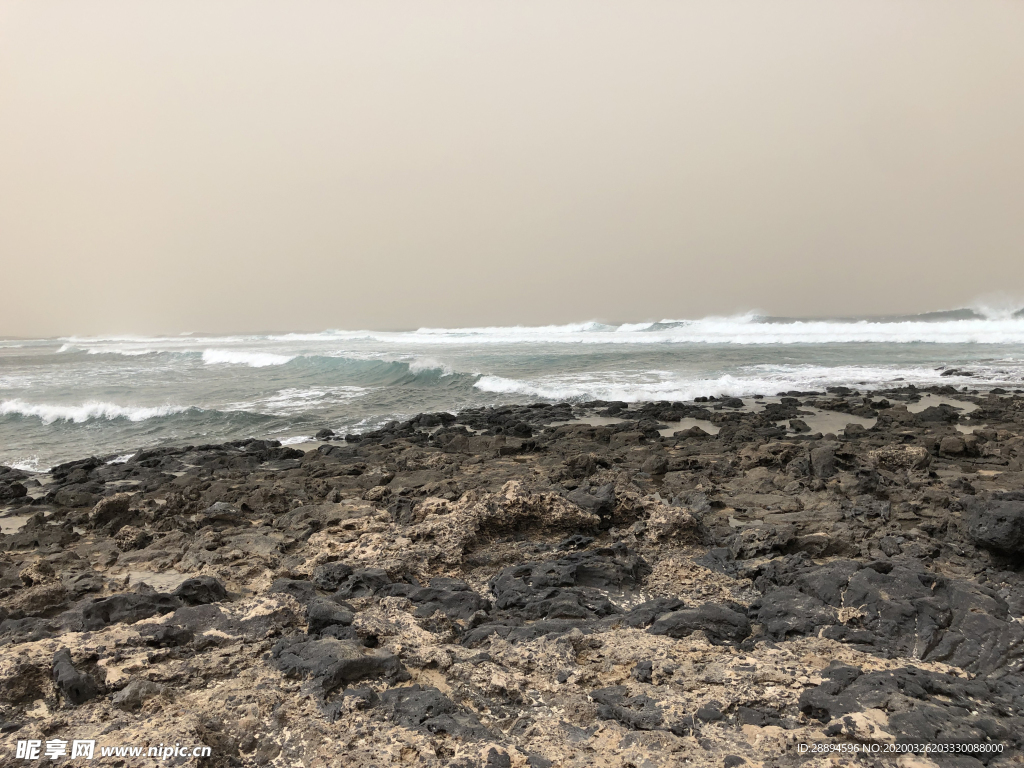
[3,385,1024,767]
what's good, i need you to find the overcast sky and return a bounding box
[1,0,1023,337]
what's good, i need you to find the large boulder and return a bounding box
[916,404,961,424]
[0,481,27,503]
[172,576,228,606]
[869,445,931,472]
[55,487,101,509]
[965,494,1024,555]
[306,597,355,633]
[89,493,133,529]
[810,446,836,478]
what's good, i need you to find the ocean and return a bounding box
[3,309,1024,471]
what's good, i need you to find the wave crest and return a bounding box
[0,399,191,425]
[474,363,1022,402]
[265,314,1024,345]
[407,357,454,376]
[226,386,369,416]
[202,349,296,367]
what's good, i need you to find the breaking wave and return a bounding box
[201,349,296,367]
[7,303,1024,469]
[406,316,1024,345]
[253,313,1024,346]
[0,399,193,425]
[225,386,370,416]
[474,363,1024,402]
[407,357,454,376]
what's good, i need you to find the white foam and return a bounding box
[225,386,368,416]
[0,399,190,424]
[39,307,1024,350]
[257,315,1024,345]
[407,357,454,376]
[8,457,43,473]
[970,294,1024,321]
[615,322,657,333]
[57,342,163,357]
[106,453,136,464]
[474,373,756,402]
[86,347,156,357]
[202,349,295,367]
[474,363,1024,402]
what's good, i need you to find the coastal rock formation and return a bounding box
[2,386,1024,766]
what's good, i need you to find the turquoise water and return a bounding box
[3,313,1024,469]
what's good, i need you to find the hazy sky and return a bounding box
[1,1,1023,337]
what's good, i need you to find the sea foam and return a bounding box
[201,349,296,367]
[407,357,454,376]
[226,386,368,416]
[267,315,1024,345]
[0,400,190,424]
[474,363,1021,403]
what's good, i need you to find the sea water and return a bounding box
[3,310,1024,470]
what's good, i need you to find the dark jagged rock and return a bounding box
[89,493,133,530]
[64,591,181,631]
[112,679,164,711]
[489,548,650,621]
[145,624,195,647]
[376,684,491,740]
[380,579,492,621]
[755,586,838,639]
[964,493,1024,555]
[272,638,407,697]
[752,558,1024,675]
[113,525,151,551]
[193,501,248,529]
[799,663,1022,750]
[52,648,99,705]
[621,598,687,628]
[809,446,836,478]
[648,603,751,644]
[7,391,1024,766]
[312,562,355,591]
[172,576,228,605]
[306,597,355,633]
[3,514,79,552]
[0,481,27,503]
[268,578,318,604]
[917,404,962,423]
[591,686,664,730]
[334,568,392,599]
[566,483,616,522]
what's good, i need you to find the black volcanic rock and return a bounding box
[52,649,99,705]
[6,389,1024,765]
[965,493,1024,555]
